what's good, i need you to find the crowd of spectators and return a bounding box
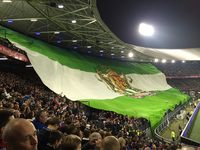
[167,79,200,92]
[154,61,200,93]
[154,61,200,77]
[0,67,184,149]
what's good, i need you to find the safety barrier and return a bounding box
[181,102,200,146]
[154,100,190,143]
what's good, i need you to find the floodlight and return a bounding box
[128,52,134,58]
[139,23,155,36]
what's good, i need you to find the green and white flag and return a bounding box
[1,26,189,127]
[15,44,171,101]
[4,30,170,101]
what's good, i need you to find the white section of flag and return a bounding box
[27,50,123,100]
[126,73,171,91]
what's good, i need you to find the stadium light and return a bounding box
[54,31,60,34]
[35,32,41,36]
[171,60,176,63]
[0,57,8,60]
[58,4,64,9]
[3,0,12,2]
[154,58,159,63]
[30,18,38,22]
[71,20,76,24]
[139,23,155,36]
[7,20,13,23]
[161,59,167,63]
[72,40,77,42]
[128,52,134,58]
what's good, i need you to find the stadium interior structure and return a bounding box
[1,0,200,149]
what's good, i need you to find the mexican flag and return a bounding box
[1,26,189,127]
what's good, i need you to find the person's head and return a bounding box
[13,102,19,110]
[0,109,14,136]
[83,128,90,138]
[13,110,21,118]
[89,132,102,148]
[2,118,38,150]
[35,110,47,124]
[101,136,120,150]
[59,134,81,150]
[118,137,126,150]
[48,130,63,149]
[46,117,60,130]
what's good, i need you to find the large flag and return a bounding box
[1,26,189,127]
[13,40,171,101]
[0,26,170,101]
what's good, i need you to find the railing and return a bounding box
[181,102,200,146]
[154,100,190,143]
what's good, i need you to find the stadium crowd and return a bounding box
[0,68,187,150]
[154,61,200,94]
[167,79,200,92]
[154,61,200,77]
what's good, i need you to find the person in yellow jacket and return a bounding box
[194,102,197,107]
[171,130,176,141]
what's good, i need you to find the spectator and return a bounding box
[2,118,38,150]
[13,110,21,118]
[59,134,81,150]
[101,136,120,150]
[32,110,47,131]
[44,130,63,150]
[0,109,14,150]
[82,132,102,150]
[171,130,176,142]
[82,128,90,146]
[118,137,126,150]
[37,117,60,150]
[178,124,183,136]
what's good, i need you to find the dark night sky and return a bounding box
[97,0,200,49]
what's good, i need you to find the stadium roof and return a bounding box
[0,0,200,62]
